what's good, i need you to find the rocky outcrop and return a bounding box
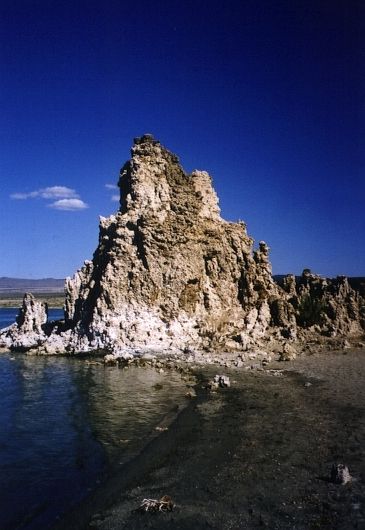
[60,134,283,355]
[0,293,48,351]
[278,270,365,338]
[1,135,364,358]
[330,463,352,485]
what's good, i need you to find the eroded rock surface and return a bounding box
[278,270,365,338]
[0,293,48,351]
[61,134,283,355]
[1,135,364,357]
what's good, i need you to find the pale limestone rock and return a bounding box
[57,134,282,355]
[279,342,297,361]
[190,170,221,219]
[0,293,48,350]
[16,293,48,332]
[330,463,352,485]
[208,374,230,389]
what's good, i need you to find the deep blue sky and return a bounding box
[1,0,364,278]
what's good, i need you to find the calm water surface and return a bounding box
[0,307,64,329]
[0,309,189,529]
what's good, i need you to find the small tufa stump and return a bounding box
[330,463,352,485]
[139,495,174,513]
[208,374,230,390]
[279,342,297,361]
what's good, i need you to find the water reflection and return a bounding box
[87,365,189,462]
[0,355,188,529]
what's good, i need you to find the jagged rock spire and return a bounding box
[61,135,278,353]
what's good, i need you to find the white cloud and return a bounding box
[111,194,119,202]
[10,185,78,200]
[39,186,78,199]
[10,185,87,211]
[48,199,88,211]
[10,191,40,199]
[105,183,118,190]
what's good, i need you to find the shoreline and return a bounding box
[0,300,64,309]
[53,349,365,529]
[52,372,207,530]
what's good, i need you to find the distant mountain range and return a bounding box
[0,277,65,294]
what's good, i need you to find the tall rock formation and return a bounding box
[63,134,282,354]
[1,135,364,357]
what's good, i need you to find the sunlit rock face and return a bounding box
[0,293,48,351]
[1,135,364,356]
[62,134,286,354]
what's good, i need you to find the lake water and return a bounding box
[0,307,64,330]
[0,308,189,529]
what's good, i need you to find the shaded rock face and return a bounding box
[279,270,365,337]
[1,135,364,356]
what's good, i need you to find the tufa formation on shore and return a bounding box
[1,135,364,359]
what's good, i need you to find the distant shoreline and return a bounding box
[0,293,64,309]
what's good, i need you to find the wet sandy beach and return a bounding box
[55,349,365,529]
